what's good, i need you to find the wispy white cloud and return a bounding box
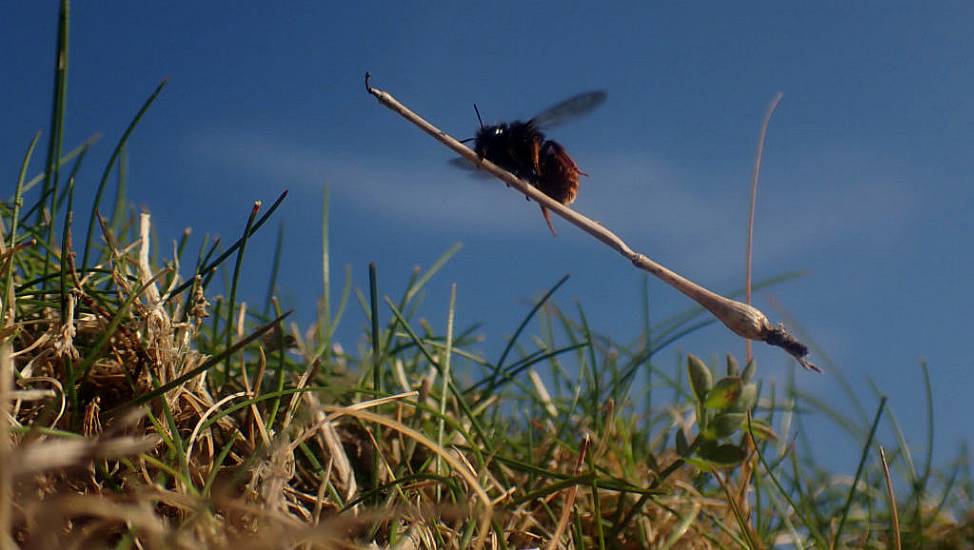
[190,129,541,233]
[580,148,919,277]
[190,129,919,275]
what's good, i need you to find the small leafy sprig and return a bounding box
[679,354,772,467]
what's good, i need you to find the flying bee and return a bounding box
[454,90,607,235]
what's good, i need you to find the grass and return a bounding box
[2,3,973,549]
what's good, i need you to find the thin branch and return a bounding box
[364,73,818,372]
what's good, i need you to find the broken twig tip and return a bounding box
[765,324,821,373]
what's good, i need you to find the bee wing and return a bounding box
[447,157,493,179]
[528,90,607,130]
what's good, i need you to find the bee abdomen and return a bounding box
[538,140,583,205]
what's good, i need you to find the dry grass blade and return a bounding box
[1,233,18,549]
[364,73,818,372]
[287,391,419,454]
[138,212,166,311]
[223,503,470,550]
[24,494,170,549]
[879,446,902,550]
[6,389,57,401]
[739,92,784,525]
[545,433,590,550]
[0,326,13,549]
[319,405,494,550]
[11,434,161,476]
[185,391,250,467]
[744,91,783,363]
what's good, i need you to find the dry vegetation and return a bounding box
[2,3,973,549]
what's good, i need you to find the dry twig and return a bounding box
[364,73,818,371]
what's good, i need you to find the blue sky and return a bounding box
[4,3,974,472]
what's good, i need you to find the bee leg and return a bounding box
[539,205,557,237]
[531,140,542,176]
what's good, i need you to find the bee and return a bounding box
[455,90,607,235]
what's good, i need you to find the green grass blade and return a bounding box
[641,275,653,424]
[2,132,41,323]
[168,190,288,300]
[867,377,917,487]
[262,222,284,317]
[384,297,489,454]
[59,178,77,422]
[435,284,457,502]
[575,302,600,421]
[912,360,935,539]
[466,343,587,397]
[329,264,353,341]
[263,298,288,431]
[109,144,128,234]
[38,0,70,230]
[81,78,168,269]
[492,274,570,385]
[52,135,92,220]
[58,178,75,319]
[21,133,100,195]
[404,242,461,304]
[748,414,828,547]
[919,360,934,486]
[369,262,382,394]
[369,262,383,498]
[319,186,331,341]
[222,201,260,390]
[833,396,887,546]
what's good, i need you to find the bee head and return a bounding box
[461,103,495,151]
[473,123,509,157]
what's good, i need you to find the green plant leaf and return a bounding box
[687,354,713,403]
[697,443,748,468]
[726,353,740,376]
[704,377,743,410]
[730,383,758,412]
[709,412,746,439]
[742,358,756,383]
[675,427,690,456]
[747,417,777,441]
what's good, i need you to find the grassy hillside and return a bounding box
[1,3,971,549]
